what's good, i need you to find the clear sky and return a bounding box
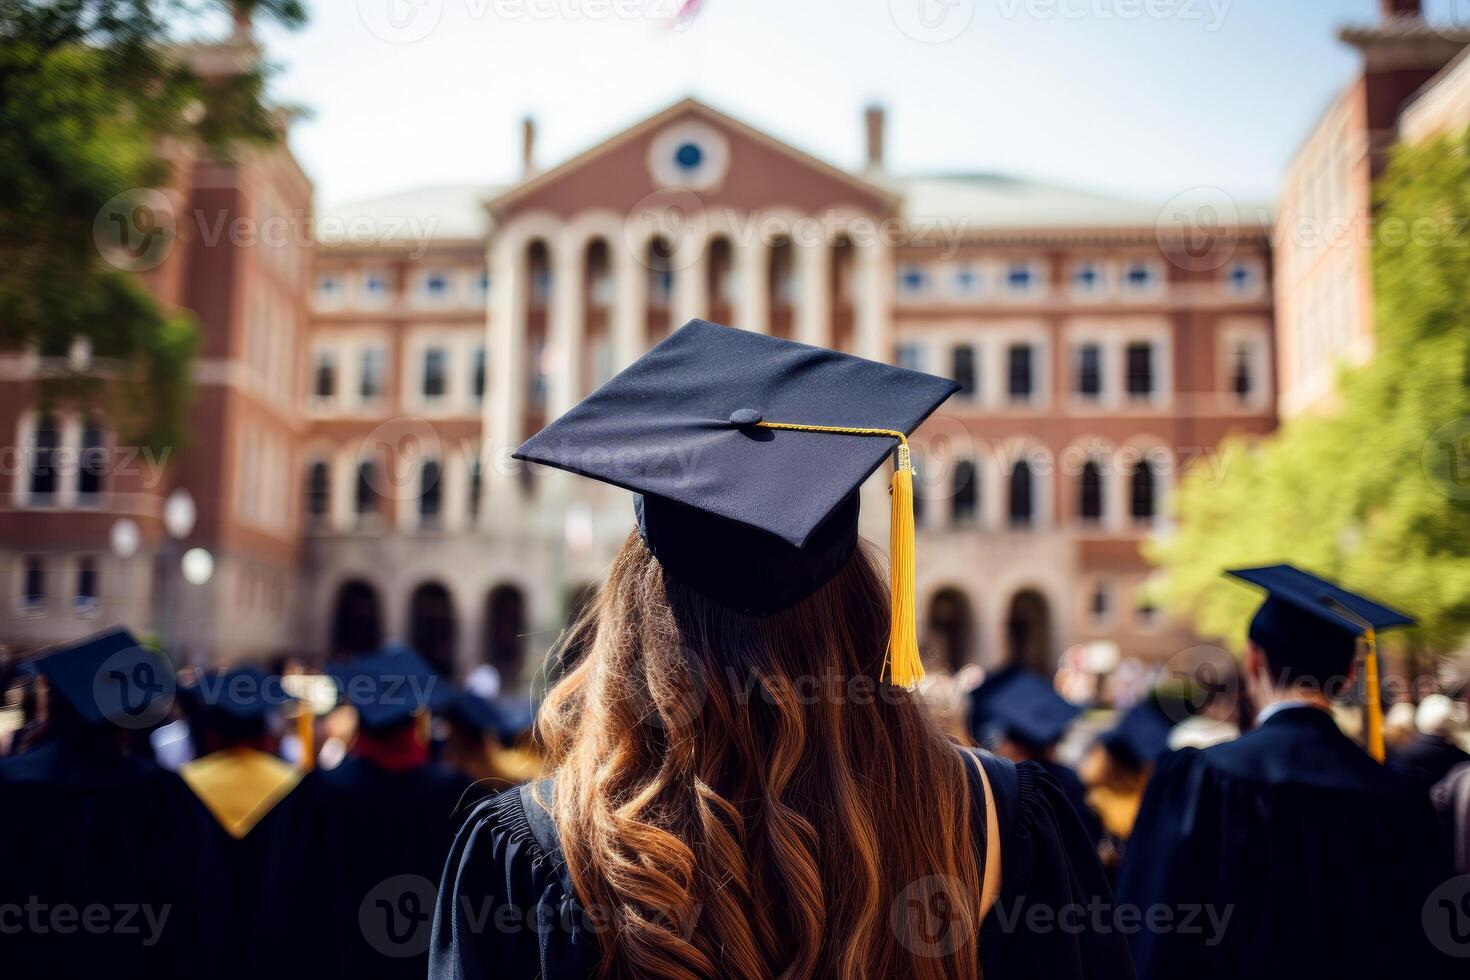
[239,0,1448,207]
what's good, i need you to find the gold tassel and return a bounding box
[753,421,925,688]
[886,443,923,689]
[1364,628,1384,763]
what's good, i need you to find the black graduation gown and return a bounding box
[429,753,1135,979]
[0,738,220,980]
[1390,732,1470,792]
[183,750,326,980]
[307,755,475,980]
[1116,706,1454,980]
[1038,757,1104,847]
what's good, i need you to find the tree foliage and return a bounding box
[0,0,306,452]
[1148,129,1470,658]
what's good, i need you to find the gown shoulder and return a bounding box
[974,753,1137,980]
[432,757,1132,980]
[429,781,600,980]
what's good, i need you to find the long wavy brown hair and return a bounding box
[536,531,984,979]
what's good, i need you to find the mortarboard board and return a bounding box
[329,646,450,730]
[1227,564,1415,761]
[514,319,958,687]
[30,629,174,729]
[969,666,1082,749]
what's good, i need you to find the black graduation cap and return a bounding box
[514,319,958,686]
[187,666,293,737]
[448,691,534,745]
[1227,565,1415,678]
[29,629,174,729]
[969,666,1082,749]
[329,645,449,730]
[1099,699,1177,771]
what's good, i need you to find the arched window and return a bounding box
[485,584,527,685]
[305,460,330,525]
[1130,457,1158,521]
[409,582,457,676]
[952,459,978,525]
[1078,460,1104,524]
[1008,461,1034,527]
[706,236,734,316]
[767,235,796,339]
[331,580,383,655]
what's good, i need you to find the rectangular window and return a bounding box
[422,347,447,399]
[76,426,107,501]
[75,556,97,613]
[22,556,45,611]
[1007,344,1034,400]
[1075,344,1102,399]
[472,346,486,402]
[1230,342,1254,401]
[1126,342,1155,398]
[355,463,378,518]
[419,459,442,527]
[28,419,59,503]
[360,347,385,400]
[1006,261,1037,294]
[313,351,336,399]
[952,345,976,398]
[468,457,483,521]
[898,266,929,297]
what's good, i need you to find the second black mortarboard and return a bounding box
[1227,564,1415,761]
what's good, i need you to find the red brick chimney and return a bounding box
[1380,0,1421,19]
[863,104,885,173]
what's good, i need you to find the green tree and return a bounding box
[0,0,306,452]
[1149,129,1470,660]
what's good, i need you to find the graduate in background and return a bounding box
[310,647,475,980]
[1389,693,1470,791]
[444,688,542,788]
[1078,693,1179,884]
[181,665,321,980]
[1116,565,1453,979]
[0,630,216,979]
[969,665,1102,845]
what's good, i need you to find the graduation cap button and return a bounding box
[729,408,763,426]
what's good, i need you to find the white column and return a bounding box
[795,237,831,348]
[854,241,891,361]
[547,232,584,417]
[486,235,526,503]
[612,237,647,370]
[672,232,707,328]
[735,236,768,334]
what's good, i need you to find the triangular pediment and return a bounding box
[487,97,897,221]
